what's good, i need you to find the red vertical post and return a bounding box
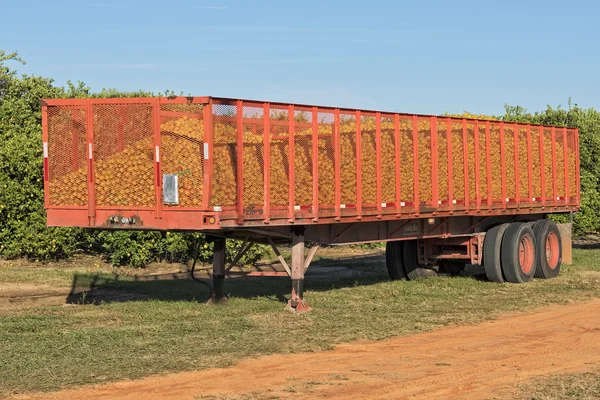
[539,127,546,205]
[86,99,96,226]
[376,112,383,216]
[447,118,453,209]
[485,121,492,207]
[334,109,341,220]
[500,122,507,210]
[202,99,214,209]
[412,115,420,214]
[576,128,580,205]
[430,116,438,208]
[236,100,244,222]
[42,105,50,208]
[394,114,401,214]
[153,99,162,219]
[473,120,480,211]
[355,111,362,219]
[551,126,558,206]
[462,119,469,210]
[311,107,319,219]
[513,123,520,207]
[526,125,533,204]
[563,127,569,204]
[288,105,295,222]
[263,102,271,221]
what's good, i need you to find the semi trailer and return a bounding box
[41,96,579,311]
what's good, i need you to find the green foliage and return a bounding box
[502,100,600,234]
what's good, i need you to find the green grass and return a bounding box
[514,370,600,399]
[0,249,599,397]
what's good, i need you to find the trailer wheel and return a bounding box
[501,223,537,283]
[483,223,510,283]
[532,219,562,279]
[385,241,408,280]
[403,240,438,280]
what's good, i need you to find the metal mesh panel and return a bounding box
[417,118,432,203]
[269,107,289,207]
[160,104,204,208]
[450,121,465,203]
[361,115,377,205]
[567,129,577,201]
[543,128,554,200]
[556,130,566,198]
[530,127,542,200]
[317,112,335,206]
[478,124,488,202]
[436,119,449,202]
[465,121,476,204]
[339,113,356,205]
[93,104,154,207]
[489,123,502,201]
[294,109,313,206]
[518,127,529,199]
[47,106,87,206]
[380,116,396,204]
[241,106,264,209]
[399,117,414,202]
[211,104,237,207]
[504,125,516,200]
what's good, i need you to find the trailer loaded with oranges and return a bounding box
[42,96,579,310]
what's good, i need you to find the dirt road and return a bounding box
[28,299,600,400]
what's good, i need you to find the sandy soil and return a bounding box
[24,298,600,400]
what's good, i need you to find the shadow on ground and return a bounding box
[65,252,489,305]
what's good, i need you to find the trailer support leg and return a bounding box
[207,236,227,305]
[285,227,311,312]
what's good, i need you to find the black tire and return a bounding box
[385,241,407,280]
[501,223,537,283]
[439,260,466,276]
[532,219,562,279]
[483,223,510,283]
[403,240,438,280]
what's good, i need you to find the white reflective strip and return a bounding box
[438,200,442,205]
[452,199,457,204]
[294,205,300,211]
[204,143,209,160]
[557,196,560,200]
[155,146,160,163]
[340,204,346,209]
[381,202,387,208]
[400,202,406,207]
[532,197,536,201]
[88,143,93,159]
[213,206,222,212]
[43,142,48,158]
[506,198,510,203]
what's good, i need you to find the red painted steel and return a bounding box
[42,96,580,232]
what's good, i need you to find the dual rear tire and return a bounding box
[483,220,561,283]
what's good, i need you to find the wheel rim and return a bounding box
[545,232,560,269]
[518,234,534,274]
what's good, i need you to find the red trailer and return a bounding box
[41,96,579,310]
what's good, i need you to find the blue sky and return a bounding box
[2,0,597,115]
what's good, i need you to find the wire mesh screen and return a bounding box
[477,123,488,203]
[398,117,414,203]
[556,130,566,199]
[241,106,265,210]
[339,113,357,206]
[380,116,396,204]
[317,112,335,206]
[47,106,88,206]
[489,123,502,202]
[361,115,377,205]
[517,126,529,199]
[160,104,204,208]
[450,121,465,204]
[93,104,154,207]
[543,128,554,200]
[567,129,578,201]
[504,125,516,200]
[436,119,449,203]
[416,118,432,204]
[465,121,476,204]
[211,104,237,207]
[530,127,542,201]
[269,107,290,207]
[294,109,313,207]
